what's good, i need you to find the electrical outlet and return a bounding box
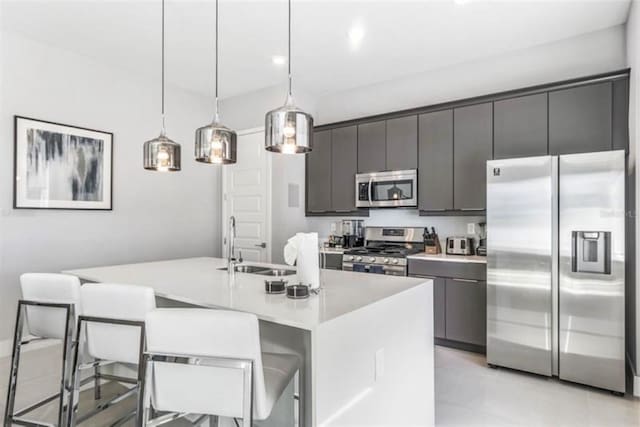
[375,348,385,381]
[467,223,476,235]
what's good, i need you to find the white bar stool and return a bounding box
[143,308,301,427]
[4,273,81,427]
[69,283,156,427]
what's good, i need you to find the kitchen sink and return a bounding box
[217,264,296,276]
[217,265,270,274]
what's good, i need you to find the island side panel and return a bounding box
[314,282,434,427]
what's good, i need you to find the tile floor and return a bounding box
[435,346,640,426]
[1,344,639,426]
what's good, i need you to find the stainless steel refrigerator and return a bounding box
[486,150,626,393]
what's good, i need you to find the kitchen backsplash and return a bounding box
[307,209,485,241]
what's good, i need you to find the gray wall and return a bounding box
[0,31,222,347]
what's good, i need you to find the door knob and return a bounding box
[255,242,267,248]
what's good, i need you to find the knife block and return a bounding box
[424,236,442,254]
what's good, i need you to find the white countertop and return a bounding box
[407,252,487,264]
[64,257,429,331]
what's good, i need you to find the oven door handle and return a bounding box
[368,177,373,206]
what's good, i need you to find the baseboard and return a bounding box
[0,337,60,359]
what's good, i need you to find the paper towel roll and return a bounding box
[283,232,320,289]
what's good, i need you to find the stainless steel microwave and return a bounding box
[355,169,418,208]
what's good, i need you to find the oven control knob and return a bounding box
[356,256,363,262]
[392,259,399,265]
[346,255,353,261]
[383,258,390,264]
[369,257,376,262]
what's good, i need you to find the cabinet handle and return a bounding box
[309,210,327,213]
[426,209,447,211]
[452,278,480,283]
[334,210,352,213]
[460,208,484,211]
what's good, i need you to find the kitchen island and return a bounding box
[65,257,434,427]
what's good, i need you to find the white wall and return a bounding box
[316,25,627,124]
[626,0,640,392]
[0,31,221,346]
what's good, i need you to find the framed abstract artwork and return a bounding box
[14,116,113,210]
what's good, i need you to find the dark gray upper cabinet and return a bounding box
[445,278,486,346]
[386,116,418,171]
[357,121,386,173]
[612,78,629,152]
[453,103,493,211]
[331,126,358,212]
[494,93,548,159]
[549,82,612,155]
[418,110,453,211]
[306,130,332,213]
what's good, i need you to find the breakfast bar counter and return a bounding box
[65,257,434,427]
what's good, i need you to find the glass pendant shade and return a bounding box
[143,133,181,172]
[195,122,237,164]
[265,99,314,154]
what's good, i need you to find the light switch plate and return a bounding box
[467,223,475,235]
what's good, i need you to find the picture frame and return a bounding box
[13,116,113,210]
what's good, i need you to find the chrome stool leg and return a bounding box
[94,362,102,400]
[3,300,74,427]
[69,316,146,427]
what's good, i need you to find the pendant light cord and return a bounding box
[214,0,220,122]
[288,0,292,97]
[161,0,166,135]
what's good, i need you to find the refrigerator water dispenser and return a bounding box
[572,231,611,274]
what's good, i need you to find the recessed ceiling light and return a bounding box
[272,55,287,65]
[348,25,365,49]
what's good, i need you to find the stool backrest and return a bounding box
[20,273,81,339]
[81,283,156,364]
[145,308,268,420]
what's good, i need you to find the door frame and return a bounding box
[221,127,273,263]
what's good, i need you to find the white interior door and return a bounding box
[222,128,271,263]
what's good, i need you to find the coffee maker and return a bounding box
[341,219,364,248]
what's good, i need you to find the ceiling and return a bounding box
[1,0,632,100]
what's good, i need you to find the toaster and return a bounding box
[446,237,475,256]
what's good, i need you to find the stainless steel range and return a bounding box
[342,227,425,276]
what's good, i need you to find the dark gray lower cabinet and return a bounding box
[445,278,486,347]
[408,259,486,351]
[306,130,332,213]
[434,277,446,339]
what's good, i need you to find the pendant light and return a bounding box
[264,0,313,154]
[194,0,237,164]
[143,0,181,172]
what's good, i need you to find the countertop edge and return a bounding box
[406,254,487,264]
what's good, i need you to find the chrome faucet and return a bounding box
[227,216,242,272]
